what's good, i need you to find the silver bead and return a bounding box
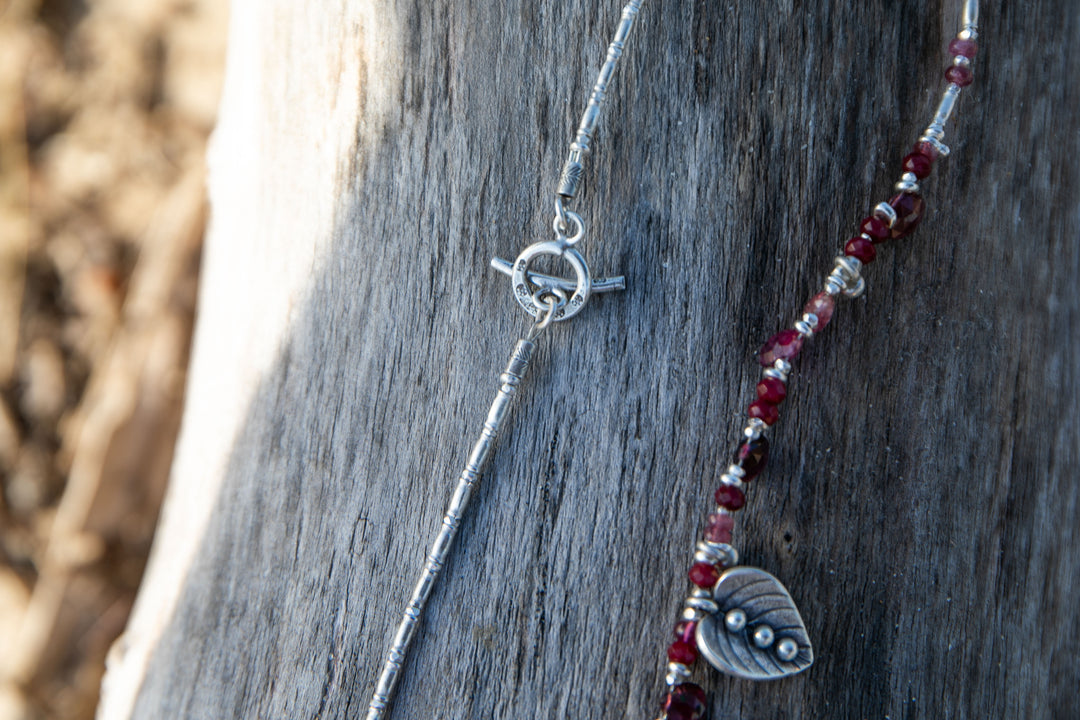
[776,637,799,662]
[666,662,692,686]
[752,625,775,648]
[743,418,766,440]
[873,201,897,226]
[825,277,844,296]
[953,55,972,69]
[834,255,861,279]
[762,366,787,381]
[894,178,919,193]
[772,359,792,375]
[843,276,866,298]
[698,540,738,567]
[793,319,814,338]
[958,27,977,41]
[724,608,747,633]
[802,312,819,330]
[686,595,719,614]
[718,474,745,490]
[681,606,704,622]
[726,464,746,480]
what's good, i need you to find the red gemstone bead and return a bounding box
[844,236,876,264]
[734,436,769,480]
[663,683,707,720]
[674,620,697,645]
[902,151,933,179]
[748,399,779,425]
[758,329,803,366]
[756,377,787,404]
[714,484,746,511]
[803,291,835,331]
[689,561,721,588]
[859,215,890,242]
[888,192,926,239]
[945,64,974,87]
[914,140,939,161]
[703,513,734,544]
[668,639,698,664]
[948,38,978,58]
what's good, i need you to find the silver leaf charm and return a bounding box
[695,566,813,680]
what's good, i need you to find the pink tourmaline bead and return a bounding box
[756,376,787,404]
[758,329,803,366]
[804,291,836,330]
[844,236,876,264]
[945,64,974,87]
[888,192,926,239]
[902,150,933,179]
[704,513,734,544]
[948,38,978,58]
[714,484,745,511]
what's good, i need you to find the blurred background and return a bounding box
[0,0,226,717]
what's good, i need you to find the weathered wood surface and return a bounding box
[99,0,1080,718]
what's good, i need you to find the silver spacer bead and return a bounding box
[917,135,951,157]
[743,418,767,440]
[719,474,745,491]
[681,606,704,622]
[698,540,739,567]
[685,595,720,614]
[894,173,920,192]
[958,28,977,41]
[834,255,862,279]
[873,201,897,226]
[666,662,692,686]
[762,366,787,382]
[793,319,814,338]
[773,358,792,375]
[802,312,819,329]
[725,464,746,480]
[825,276,845,296]
[842,276,866,298]
[953,55,972,69]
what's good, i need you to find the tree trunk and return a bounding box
[98,0,1080,718]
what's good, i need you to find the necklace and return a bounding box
[365,1,981,718]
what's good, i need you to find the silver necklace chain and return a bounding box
[366,2,643,717]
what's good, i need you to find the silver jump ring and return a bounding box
[551,209,585,246]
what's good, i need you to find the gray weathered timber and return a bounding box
[99,0,1080,718]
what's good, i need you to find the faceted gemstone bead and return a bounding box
[663,683,708,720]
[758,329,803,366]
[888,192,926,239]
[748,399,779,425]
[703,513,734,544]
[734,436,769,480]
[945,64,974,87]
[756,377,787,404]
[667,639,698,664]
[714,484,746,511]
[689,561,721,588]
[803,291,836,331]
[844,236,876,264]
[902,150,933,179]
[948,38,978,58]
[673,620,697,645]
[914,140,940,161]
[859,215,890,242]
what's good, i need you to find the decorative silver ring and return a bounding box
[510,240,592,322]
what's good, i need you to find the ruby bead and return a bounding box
[948,38,978,58]
[689,561,721,588]
[902,150,933,179]
[758,329,803,366]
[756,376,787,404]
[734,436,768,480]
[888,191,926,239]
[945,64,974,87]
[703,513,734,544]
[674,619,697,645]
[668,639,698,664]
[859,215,890,242]
[914,140,939,161]
[803,291,835,330]
[844,236,876,264]
[663,683,707,720]
[714,484,746,511]
[748,399,779,425]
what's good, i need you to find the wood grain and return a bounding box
[99,0,1080,718]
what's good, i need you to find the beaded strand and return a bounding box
[657,7,980,719]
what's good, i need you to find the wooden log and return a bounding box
[99,0,1080,718]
